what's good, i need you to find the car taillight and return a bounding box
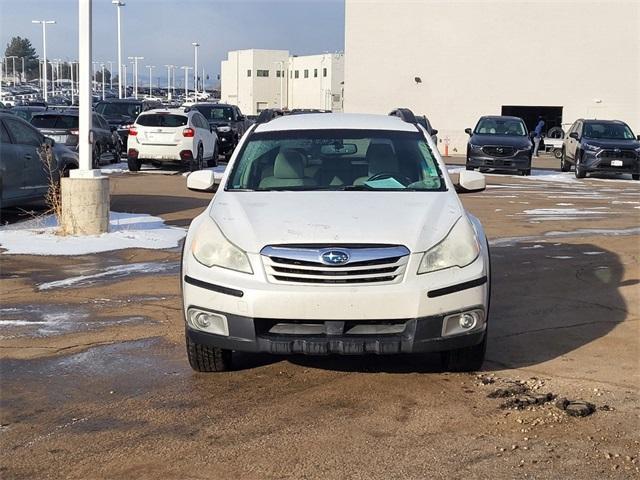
[182,128,195,138]
[129,127,137,136]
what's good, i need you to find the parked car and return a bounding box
[7,105,48,123]
[127,108,218,171]
[0,113,78,208]
[30,111,121,167]
[561,119,640,180]
[465,115,533,176]
[189,103,250,161]
[94,98,162,153]
[182,108,491,372]
[414,114,439,146]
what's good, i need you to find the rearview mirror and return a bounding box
[431,129,438,135]
[455,170,486,193]
[187,170,218,192]
[465,128,473,136]
[320,143,357,155]
[569,132,579,140]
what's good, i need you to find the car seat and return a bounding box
[353,143,398,185]
[258,149,317,189]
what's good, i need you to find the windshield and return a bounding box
[31,115,78,129]
[193,105,234,122]
[583,122,635,140]
[227,129,445,192]
[136,114,187,127]
[95,102,142,118]
[474,118,526,136]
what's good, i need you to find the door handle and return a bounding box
[24,155,32,160]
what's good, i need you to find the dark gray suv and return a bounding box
[561,119,640,180]
[465,115,533,176]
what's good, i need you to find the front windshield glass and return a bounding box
[95,102,142,118]
[583,122,635,140]
[474,118,526,136]
[227,129,444,191]
[193,105,234,122]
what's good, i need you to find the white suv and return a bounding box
[183,109,491,372]
[127,108,218,171]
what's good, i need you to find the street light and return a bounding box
[127,55,143,99]
[164,64,174,100]
[6,56,17,87]
[180,66,192,99]
[145,65,155,96]
[101,63,106,100]
[70,60,76,104]
[122,63,127,95]
[112,1,125,98]
[20,57,25,83]
[32,20,55,101]
[192,42,199,97]
[108,60,114,90]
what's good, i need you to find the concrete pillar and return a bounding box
[60,176,110,235]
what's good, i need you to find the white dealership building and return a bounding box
[344,0,640,152]
[221,49,345,115]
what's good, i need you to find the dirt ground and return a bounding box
[1,155,639,479]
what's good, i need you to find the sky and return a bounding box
[0,0,345,86]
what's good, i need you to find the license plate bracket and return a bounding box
[611,160,623,167]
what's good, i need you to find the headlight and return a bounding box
[583,143,600,152]
[191,218,253,274]
[418,216,480,274]
[217,126,231,133]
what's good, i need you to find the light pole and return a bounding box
[21,57,25,83]
[112,1,125,98]
[191,42,199,97]
[107,60,114,90]
[122,63,127,95]
[274,60,284,108]
[128,56,143,99]
[146,65,155,96]
[7,56,18,86]
[54,59,61,95]
[32,20,55,101]
[180,66,191,99]
[70,61,76,104]
[92,61,99,92]
[164,64,173,100]
[101,63,106,100]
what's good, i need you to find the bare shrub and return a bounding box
[38,143,63,229]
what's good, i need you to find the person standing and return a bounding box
[532,116,545,157]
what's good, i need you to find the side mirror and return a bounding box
[569,132,579,140]
[455,170,486,193]
[431,129,438,135]
[43,136,55,147]
[464,128,473,136]
[637,135,640,141]
[237,115,245,121]
[187,170,218,192]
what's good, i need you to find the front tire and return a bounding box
[441,334,487,372]
[111,141,122,164]
[560,148,571,172]
[190,144,204,172]
[207,143,219,168]
[574,152,586,179]
[633,174,640,181]
[186,336,232,372]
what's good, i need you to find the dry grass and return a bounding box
[38,143,63,230]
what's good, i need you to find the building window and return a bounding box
[323,68,327,77]
[276,70,281,78]
[304,69,309,78]
[257,70,269,77]
[314,69,318,78]
[247,69,251,77]
[294,70,299,79]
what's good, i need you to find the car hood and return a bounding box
[210,191,463,254]
[470,134,531,149]
[581,138,640,149]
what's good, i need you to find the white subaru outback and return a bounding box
[183,109,491,372]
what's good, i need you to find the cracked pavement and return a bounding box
[1,156,639,479]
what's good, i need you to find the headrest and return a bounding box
[366,143,397,174]
[274,149,306,179]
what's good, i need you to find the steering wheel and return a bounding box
[366,172,413,186]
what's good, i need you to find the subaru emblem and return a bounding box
[320,250,350,265]
[614,148,621,153]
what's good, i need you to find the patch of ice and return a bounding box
[0,212,186,256]
[611,201,640,205]
[550,256,573,259]
[583,251,605,255]
[555,203,574,206]
[38,261,179,290]
[521,244,544,249]
[521,208,608,216]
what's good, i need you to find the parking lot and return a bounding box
[1,154,639,479]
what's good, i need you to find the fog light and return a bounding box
[187,308,229,336]
[459,313,477,330]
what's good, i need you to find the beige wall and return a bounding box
[344,0,640,152]
[287,54,344,111]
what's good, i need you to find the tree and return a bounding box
[94,69,112,84]
[4,36,39,81]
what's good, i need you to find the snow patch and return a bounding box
[182,164,227,180]
[0,212,186,256]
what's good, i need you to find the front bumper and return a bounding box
[467,153,530,170]
[582,150,639,174]
[186,313,486,355]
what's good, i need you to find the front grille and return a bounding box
[598,149,637,160]
[482,146,516,157]
[261,245,410,285]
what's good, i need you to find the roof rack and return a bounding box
[255,108,285,124]
[389,108,417,124]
